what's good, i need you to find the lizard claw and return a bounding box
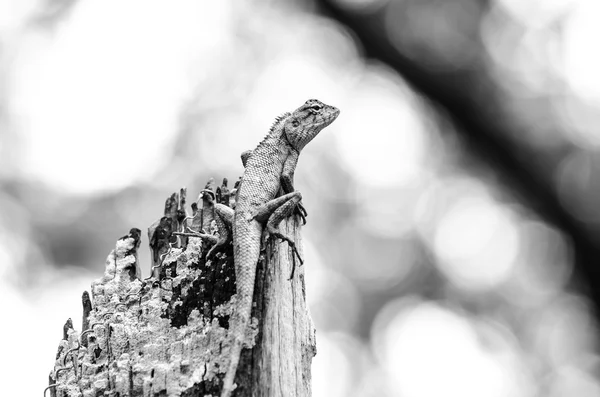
[294,203,307,225]
[204,235,231,263]
[205,239,225,262]
[205,246,218,262]
[268,231,303,279]
[287,240,303,280]
[297,202,307,217]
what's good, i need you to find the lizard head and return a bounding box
[284,99,340,151]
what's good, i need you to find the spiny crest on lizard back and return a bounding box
[255,111,292,149]
[271,112,291,131]
[284,99,340,152]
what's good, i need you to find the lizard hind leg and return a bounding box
[206,204,234,260]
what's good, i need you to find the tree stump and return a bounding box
[46,183,316,397]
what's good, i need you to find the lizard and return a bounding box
[213,99,340,397]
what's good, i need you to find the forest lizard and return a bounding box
[211,99,339,397]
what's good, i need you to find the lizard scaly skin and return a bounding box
[219,99,339,397]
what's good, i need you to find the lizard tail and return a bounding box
[221,279,255,397]
[221,226,261,397]
[221,335,243,397]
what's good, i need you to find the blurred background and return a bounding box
[1,0,600,395]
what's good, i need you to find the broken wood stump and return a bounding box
[47,182,316,397]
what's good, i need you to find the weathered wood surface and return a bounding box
[47,187,315,397]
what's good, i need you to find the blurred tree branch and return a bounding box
[317,1,600,319]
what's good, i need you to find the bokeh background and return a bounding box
[1,0,600,395]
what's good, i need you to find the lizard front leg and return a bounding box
[253,191,304,279]
[242,148,307,224]
[280,150,307,224]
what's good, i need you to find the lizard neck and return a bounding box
[253,111,296,155]
[281,127,300,155]
[252,131,294,159]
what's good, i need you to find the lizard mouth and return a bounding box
[319,106,340,127]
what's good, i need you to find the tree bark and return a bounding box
[47,187,316,397]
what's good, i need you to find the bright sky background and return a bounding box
[563,0,600,103]
[9,0,232,194]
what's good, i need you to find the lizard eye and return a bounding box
[310,104,322,112]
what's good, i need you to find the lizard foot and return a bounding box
[206,240,230,262]
[205,245,219,262]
